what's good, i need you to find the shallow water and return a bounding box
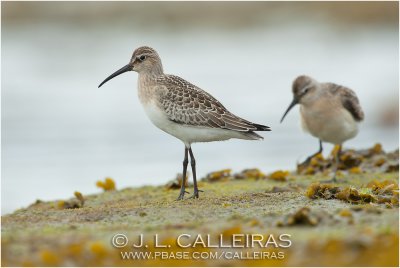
[2,21,398,214]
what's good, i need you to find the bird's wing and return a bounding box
[157,75,270,131]
[328,83,365,122]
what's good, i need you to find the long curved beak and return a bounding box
[98,64,132,88]
[280,98,298,123]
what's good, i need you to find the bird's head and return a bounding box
[98,46,163,88]
[280,75,318,123]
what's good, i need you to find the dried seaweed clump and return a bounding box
[267,170,290,181]
[233,168,266,180]
[96,177,116,191]
[40,250,60,265]
[335,187,376,204]
[306,181,399,206]
[297,153,328,175]
[343,144,399,173]
[367,179,398,194]
[166,173,189,189]
[338,150,363,169]
[305,182,375,204]
[348,167,362,174]
[276,207,319,227]
[367,179,399,206]
[305,182,341,199]
[338,208,353,217]
[297,143,398,175]
[202,169,232,182]
[58,191,85,209]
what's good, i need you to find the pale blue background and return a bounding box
[2,2,399,214]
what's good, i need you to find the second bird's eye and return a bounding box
[139,55,146,61]
[302,87,310,95]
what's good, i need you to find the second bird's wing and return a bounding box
[328,83,365,122]
[157,75,270,132]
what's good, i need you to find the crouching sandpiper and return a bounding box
[99,46,270,199]
[280,75,364,182]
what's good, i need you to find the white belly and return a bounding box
[300,105,358,144]
[142,101,247,147]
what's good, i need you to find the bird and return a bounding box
[280,75,364,182]
[98,46,270,199]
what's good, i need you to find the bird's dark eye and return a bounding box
[302,87,310,95]
[139,55,146,61]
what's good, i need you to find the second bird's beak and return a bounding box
[280,98,298,123]
[98,64,132,88]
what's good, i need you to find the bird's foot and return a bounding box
[176,190,190,201]
[187,189,204,199]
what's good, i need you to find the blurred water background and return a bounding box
[1,2,398,214]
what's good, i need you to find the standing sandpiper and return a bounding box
[280,75,364,182]
[98,46,270,199]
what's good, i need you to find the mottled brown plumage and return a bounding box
[98,46,270,200]
[158,75,269,132]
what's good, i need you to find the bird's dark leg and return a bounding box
[321,144,342,183]
[331,144,342,182]
[188,147,203,199]
[177,147,189,200]
[300,140,323,166]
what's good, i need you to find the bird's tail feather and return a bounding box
[252,123,271,132]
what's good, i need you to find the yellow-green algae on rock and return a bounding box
[1,146,399,266]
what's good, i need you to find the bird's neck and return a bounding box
[138,71,159,87]
[137,71,163,104]
[138,64,164,82]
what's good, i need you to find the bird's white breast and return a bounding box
[141,100,173,133]
[300,101,358,145]
[141,101,247,146]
